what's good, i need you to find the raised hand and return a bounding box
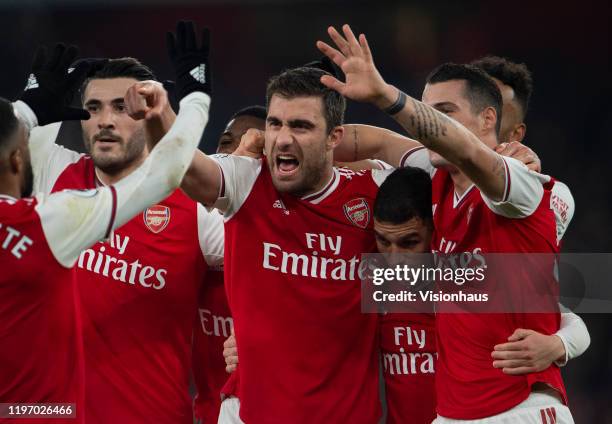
[124,80,177,150]
[18,44,105,125]
[166,20,212,100]
[316,24,396,108]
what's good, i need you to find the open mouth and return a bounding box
[276,154,300,176]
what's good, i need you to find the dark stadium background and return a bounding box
[0,0,609,422]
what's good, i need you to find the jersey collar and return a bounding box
[301,168,340,205]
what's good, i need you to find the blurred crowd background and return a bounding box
[0,0,609,421]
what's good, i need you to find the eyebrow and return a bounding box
[84,97,125,106]
[266,116,315,129]
[431,101,458,111]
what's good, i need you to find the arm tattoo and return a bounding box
[492,154,507,191]
[409,98,450,142]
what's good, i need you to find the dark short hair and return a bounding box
[81,57,157,96]
[265,67,346,133]
[426,63,503,136]
[0,97,20,154]
[374,166,432,225]
[471,56,533,119]
[231,105,267,122]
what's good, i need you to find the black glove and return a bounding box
[303,56,342,79]
[166,21,212,100]
[18,44,100,126]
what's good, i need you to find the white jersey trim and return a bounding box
[197,205,224,267]
[481,157,549,219]
[301,169,340,204]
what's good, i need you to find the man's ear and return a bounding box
[327,125,344,151]
[9,148,22,175]
[510,123,527,143]
[481,106,498,135]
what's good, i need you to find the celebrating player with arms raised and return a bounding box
[317,24,576,423]
[13,23,223,423]
[1,42,211,422]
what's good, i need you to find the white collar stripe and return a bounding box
[302,169,339,204]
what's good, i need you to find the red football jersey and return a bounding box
[192,254,232,423]
[380,312,436,424]
[215,156,387,423]
[0,195,84,424]
[425,156,566,419]
[48,156,223,423]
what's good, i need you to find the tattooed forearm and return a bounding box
[408,98,450,143]
[492,154,506,180]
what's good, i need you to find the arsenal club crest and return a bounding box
[144,205,171,234]
[343,198,370,229]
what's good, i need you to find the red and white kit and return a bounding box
[0,195,86,424]
[3,92,212,424]
[402,148,571,422]
[192,210,232,424]
[214,155,389,424]
[380,312,437,424]
[24,95,223,424]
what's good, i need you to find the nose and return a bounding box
[97,106,115,130]
[275,124,294,150]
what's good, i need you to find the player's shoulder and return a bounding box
[0,195,39,219]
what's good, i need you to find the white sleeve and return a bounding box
[210,154,261,218]
[13,101,83,194]
[197,205,224,267]
[36,91,211,267]
[481,156,549,218]
[554,311,591,366]
[550,181,575,242]
[399,146,435,177]
[372,159,394,170]
[371,168,394,187]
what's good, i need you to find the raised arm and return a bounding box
[317,25,511,201]
[11,46,107,193]
[335,124,420,167]
[33,63,211,267]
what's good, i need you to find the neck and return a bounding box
[448,167,473,197]
[0,177,21,199]
[300,164,334,198]
[95,155,147,186]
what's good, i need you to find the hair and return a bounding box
[231,105,267,122]
[426,63,503,135]
[374,166,433,225]
[265,67,346,132]
[0,97,20,154]
[81,57,157,97]
[471,56,533,119]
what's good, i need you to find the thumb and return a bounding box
[508,328,532,342]
[63,107,91,121]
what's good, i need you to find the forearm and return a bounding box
[555,311,591,366]
[114,92,211,224]
[376,85,506,199]
[338,124,421,167]
[181,150,223,205]
[145,106,177,151]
